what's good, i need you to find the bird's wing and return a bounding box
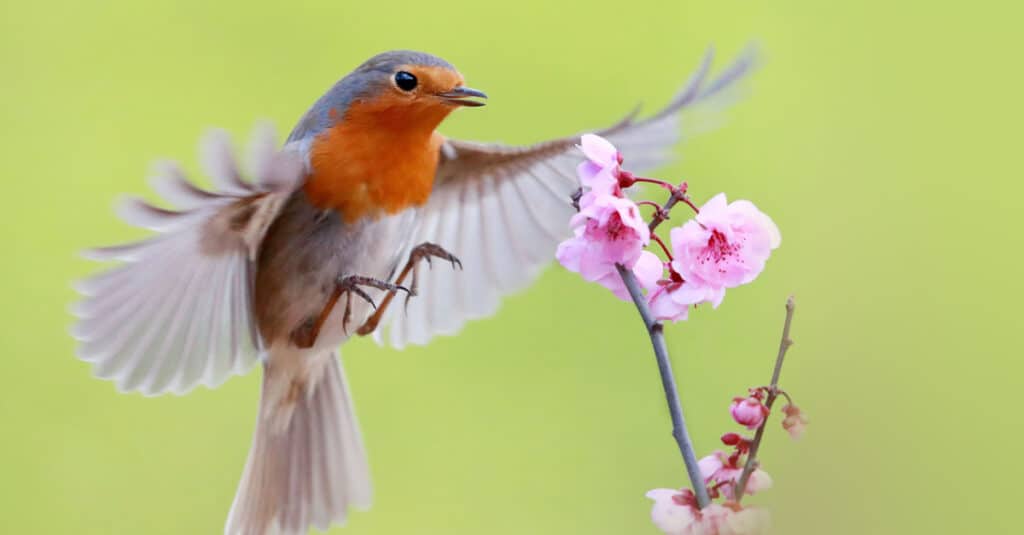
[375,46,757,348]
[72,125,304,395]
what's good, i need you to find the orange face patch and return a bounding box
[304,65,469,221]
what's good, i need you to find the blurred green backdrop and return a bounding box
[2,0,1020,533]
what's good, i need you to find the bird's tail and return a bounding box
[225,352,371,535]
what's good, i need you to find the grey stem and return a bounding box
[615,263,711,509]
[734,296,796,502]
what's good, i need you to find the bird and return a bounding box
[72,48,755,534]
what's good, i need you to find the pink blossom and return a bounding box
[646,487,770,535]
[647,273,720,322]
[739,469,773,497]
[698,505,736,535]
[645,489,700,535]
[670,193,780,304]
[719,507,771,535]
[699,450,742,487]
[730,396,769,430]
[577,134,623,198]
[781,404,809,440]
[699,450,772,500]
[556,193,653,299]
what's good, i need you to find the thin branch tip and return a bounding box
[735,295,799,502]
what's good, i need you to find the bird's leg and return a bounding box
[355,242,462,336]
[291,275,409,349]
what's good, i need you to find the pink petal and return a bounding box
[632,251,664,291]
[579,134,619,168]
[649,289,690,322]
[698,452,725,481]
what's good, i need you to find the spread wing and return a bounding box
[72,125,303,395]
[375,46,758,348]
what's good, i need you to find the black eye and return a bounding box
[394,71,418,91]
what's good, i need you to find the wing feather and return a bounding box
[73,125,303,395]
[376,46,757,348]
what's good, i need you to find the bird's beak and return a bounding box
[437,86,487,107]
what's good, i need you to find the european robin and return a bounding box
[73,49,754,534]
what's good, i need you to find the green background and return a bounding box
[1,1,1019,533]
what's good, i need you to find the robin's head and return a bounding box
[289,50,486,142]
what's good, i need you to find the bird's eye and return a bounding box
[394,71,418,91]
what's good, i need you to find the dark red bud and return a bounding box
[721,433,743,446]
[618,170,636,188]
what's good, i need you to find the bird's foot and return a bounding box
[290,275,408,348]
[401,242,462,305]
[354,242,461,336]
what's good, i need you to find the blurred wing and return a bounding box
[72,126,303,395]
[377,46,757,348]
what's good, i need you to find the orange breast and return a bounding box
[304,96,449,223]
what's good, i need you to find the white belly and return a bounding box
[311,208,419,352]
[253,193,420,354]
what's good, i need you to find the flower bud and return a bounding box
[720,432,743,446]
[730,396,769,430]
[720,432,751,453]
[781,404,808,440]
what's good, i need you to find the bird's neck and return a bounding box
[303,101,451,222]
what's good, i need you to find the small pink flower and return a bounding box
[699,450,742,486]
[557,193,653,299]
[719,506,771,535]
[730,396,769,430]
[670,193,780,304]
[781,404,809,440]
[647,272,720,322]
[699,450,772,500]
[577,134,624,198]
[645,488,700,535]
[697,504,736,535]
[647,487,770,534]
[739,468,773,497]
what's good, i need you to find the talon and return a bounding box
[351,286,376,310]
[351,242,462,336]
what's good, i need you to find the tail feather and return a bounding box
[226,353,371,535]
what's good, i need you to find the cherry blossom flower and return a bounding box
[699,450,742,487]
[647,271,721,322]
[698,450,772,499]
[781,404,809,440]
[646,489,701,535]
[739,469,773,497]
[556,192,653,299]
[730,395,770,430]
[577,134,624,198]
[670,193,780,305]
[719,506,771,535]
[697,505,736,535]
[646,489,770,535]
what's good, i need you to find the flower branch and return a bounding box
[556,134,799,535]
[616,263,711,509]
